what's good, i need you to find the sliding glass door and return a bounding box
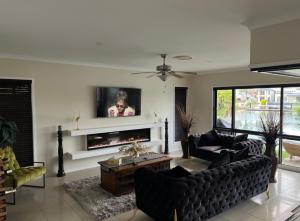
[281,87,300,167]
[214,84,300,169]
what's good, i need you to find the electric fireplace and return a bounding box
[86,128,151,150]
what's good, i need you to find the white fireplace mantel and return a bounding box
[66,122,163,137]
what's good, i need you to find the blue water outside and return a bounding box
[235,110,300,136]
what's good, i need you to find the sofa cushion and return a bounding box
[208,150,231,169]
[199,130,220,146]
[234,133,248,143]
[230,148,249,162]
[216,133,235,148]
[160,166,191,178]
[5,166,46,188]
[198,145,222,152]
[231,142,246,151]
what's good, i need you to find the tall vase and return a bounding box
[264,142,277,183]
[181,139,190,159]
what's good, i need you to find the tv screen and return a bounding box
[96,87,141,118]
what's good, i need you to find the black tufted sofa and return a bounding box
[135,155,271,221]
[189,132,263,161]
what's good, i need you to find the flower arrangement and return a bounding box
[119,141,151,158]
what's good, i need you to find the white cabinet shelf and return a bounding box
[65,140,163,160]
[66,122,163,136]
[64,122,164,160]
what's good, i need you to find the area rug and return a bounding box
[64,176,135,221]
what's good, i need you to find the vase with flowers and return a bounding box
[260,111,280,183]
[119,141,151,158]
[177,105,193,159]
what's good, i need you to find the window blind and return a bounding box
[0,79,33,166]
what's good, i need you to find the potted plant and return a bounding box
[260,112,280,183]
[0,116,18,149]
[177,105,193,159]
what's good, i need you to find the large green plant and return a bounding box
[217,90,232,118]
[0,117,18,148]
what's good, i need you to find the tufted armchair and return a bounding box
[188,131,263,161]
[135,155,271,221]
[0,146,46,204]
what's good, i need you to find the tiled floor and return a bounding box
[282,155,300,168]
[7,153,300,221]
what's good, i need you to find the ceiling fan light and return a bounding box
[158,74,168,81]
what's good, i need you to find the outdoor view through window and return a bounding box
[215,86,300,168]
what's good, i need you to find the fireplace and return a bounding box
[86,128,151,150]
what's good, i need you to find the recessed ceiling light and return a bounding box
[173,55,192,60]
[96,42,103,46]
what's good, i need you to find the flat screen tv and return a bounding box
[96,87,141,118]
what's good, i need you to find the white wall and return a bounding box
[250,18,300,66]
[190,70,300,133]
[0,58,192,175]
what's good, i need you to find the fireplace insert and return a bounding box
[86,128,151,150]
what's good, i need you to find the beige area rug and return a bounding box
[64,176,135,221]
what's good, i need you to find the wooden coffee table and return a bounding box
[98,152,172,196]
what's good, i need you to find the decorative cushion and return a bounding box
[234,133,248,143]
[199,130,220,146]
[160,166,191,178]
[216,133,235,148]
[230,148,249,162]
[198,145,222,152]
[0,146,20,170]
[231,142,245,151]
[208,150,231,169]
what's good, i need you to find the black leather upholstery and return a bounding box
[135,155,271,221]
[188,132,263,161]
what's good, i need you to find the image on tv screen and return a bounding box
[96,87,141,118]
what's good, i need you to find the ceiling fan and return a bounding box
[131,54,197,81]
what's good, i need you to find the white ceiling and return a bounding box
[1,0,300,73]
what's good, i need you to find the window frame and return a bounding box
[213,83,300,142]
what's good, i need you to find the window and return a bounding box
[213,84,300,169]
[216,90,232,128]
[235,88,280,131]
[0,79,33,166]
[283,87,300,136]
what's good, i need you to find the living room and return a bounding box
[1,1,300,221]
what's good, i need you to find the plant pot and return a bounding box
[269,157,278,183]
[181,140,190,159]
[264,142,278,183]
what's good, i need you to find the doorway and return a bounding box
[175,87,188,142]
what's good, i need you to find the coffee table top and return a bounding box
[98,152,169,169]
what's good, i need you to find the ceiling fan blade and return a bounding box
[169,71,184,78]
[131,71,157,75]
[173,71,198,75]
[146,73,160,78]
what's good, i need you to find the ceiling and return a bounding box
[1,0,300,73]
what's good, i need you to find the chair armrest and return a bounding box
[32,162,45,166]
[134,168,195,221]
[188,134,202,153]
[18,161,45,167]
[4,169,13,175]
